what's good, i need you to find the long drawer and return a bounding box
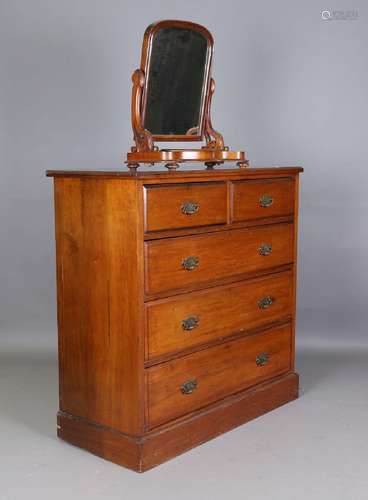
[146,270,293,359]
[147,323,292,428]
[145,223,294,296]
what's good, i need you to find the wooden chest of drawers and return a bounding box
[47,167,302,472]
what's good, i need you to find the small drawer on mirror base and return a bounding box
[144,182,227,232]
[232,178,294,222]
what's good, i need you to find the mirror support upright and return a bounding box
[202,78,225,151]
[130,69,154,153]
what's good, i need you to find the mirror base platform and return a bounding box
[126,149,247,171]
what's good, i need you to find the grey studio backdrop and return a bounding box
[1,1,368,497]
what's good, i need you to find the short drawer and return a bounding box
[147,323,292,428]
[232,178,294,222]
[145,223,293,296]
[144,182,227,232]
[146,270,293,359]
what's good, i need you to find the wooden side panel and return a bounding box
[147,324,292,428]
[54,178,144,435]
[146,270,293,359]
[291,175,300,370]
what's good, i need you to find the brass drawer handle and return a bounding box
[259,195,274,208]
[256,352,269,366]
[181,379,198,394]
[259,243,272,256]
[181,201,199,215]
[182,315,199,331]
[182,256,199,271]
[258,296,274,309]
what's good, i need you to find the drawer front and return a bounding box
[147,271,293,359]
[145,223,293,296]
[147,323,292,428]
[144,182,227,232]
[232,178,294,222]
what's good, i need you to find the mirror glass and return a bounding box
[143,27,209,137]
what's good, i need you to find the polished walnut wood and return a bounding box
[57,373,299,472]
[232,177,295,222]
[47,167,302,471]
[53,177,145,434]
[146,270,293,360]
[126,148,245,165]
[147,323,292,428]
[145,223,294,296]
[47,167,302,180]
[144,181,227,232]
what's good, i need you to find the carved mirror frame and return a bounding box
[126,20,247,171]
[141,19,213,143]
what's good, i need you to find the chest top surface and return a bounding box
[46,167,303,180]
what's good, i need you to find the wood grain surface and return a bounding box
[144,181,227,232]
[147,323,292,428]
[146,270,293,359]
[145,223,294,296]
